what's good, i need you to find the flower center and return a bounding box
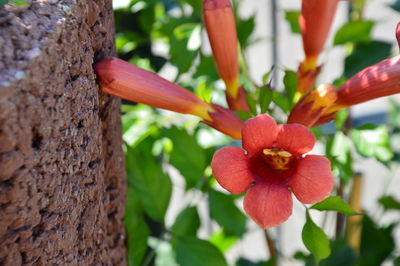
[262,148,294,170]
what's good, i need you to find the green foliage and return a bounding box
[360,215,395,266]
[378,195,400,211]
[175,236,228,266]
[0,0,28,6]
[126,139,172,222]
[334,21,374,45]
[163,127,208,189]
[284,10,301,34]
[171,206,201,237]
[125,188,150,266]
[302,212,331,262]
[351,124,394,163]
[311,196,357,215]
[209,190,247,236]
[344,41,392,78]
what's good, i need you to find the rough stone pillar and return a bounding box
[0,1,126,265]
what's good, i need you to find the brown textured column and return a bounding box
[0,1,126,265]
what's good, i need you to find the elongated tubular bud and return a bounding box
[226,86,250,112]
[203,104,244,139]
[95,57,244,139]
[288,84,337,128]
[300,0,339,62]
[334,55,400,107]
[203,0,240,99]
[95,57,213,120]
[297,0,339,94]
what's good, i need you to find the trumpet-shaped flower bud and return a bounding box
[95,57,244,139]
[226,86,250,112]
[300,0,339,63]
[211,114,333,228]
[297,0,339,94]
[288,84,337,128]
[334,55,400,107]
[203,0,240,99]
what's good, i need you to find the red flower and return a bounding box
[211,114,333,228]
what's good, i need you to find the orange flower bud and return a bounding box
[300,0,339,61]
[203,0,240,99]
[203,104,244,139]
[95,57,244,139]
[288,84,337,128]
[297,0,339,94]
[335,55,400,107]
[226,86,250,112]
[95,57,213,120]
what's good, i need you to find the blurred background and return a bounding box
[113,0,400,265]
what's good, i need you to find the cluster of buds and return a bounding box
[95,0,250,140]
[290,53,400,128]
[290,0,400,128]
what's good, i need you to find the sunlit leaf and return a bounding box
[175,236,228,266]
[334,21,374,45]
[311,196,357,215]
[163,127,207,189]
[351,124,394,163]
[285,10,301,34]
[302,212,331,262]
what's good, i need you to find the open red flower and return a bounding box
[211,114,333,228]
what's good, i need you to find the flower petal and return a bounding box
[244,181,293,228]
[290,155,333,204]
[242,114,278,154]
[275,124,315,156]
[211,147,253,194]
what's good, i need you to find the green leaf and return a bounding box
[389,0,400,12]
[351,124,394,163]
[302,212,331,262]
[285,10,301,34]
[175,236,228,266]
[283,70,298,104]
[163,127,207,189]
[272,90,291,113]
[236,15,256,48]
[326,131,353,181]
[378,195,400,211]
[236,258,276,266]
[259,85,273,113]
[344,41,392,78]
[171,206,201,237]
[360,215,395,266]
[334,21,374,45]
[209,190,247,236]
[126,139,172,221]
[311,196,357,215]
[319,238,358,266]
[125,188,150,266]
[209,231,238,252]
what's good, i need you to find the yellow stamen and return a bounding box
[262,148,294,170]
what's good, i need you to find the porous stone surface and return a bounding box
[0,0,126,265]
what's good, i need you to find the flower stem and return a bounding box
[263,229,277,261]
